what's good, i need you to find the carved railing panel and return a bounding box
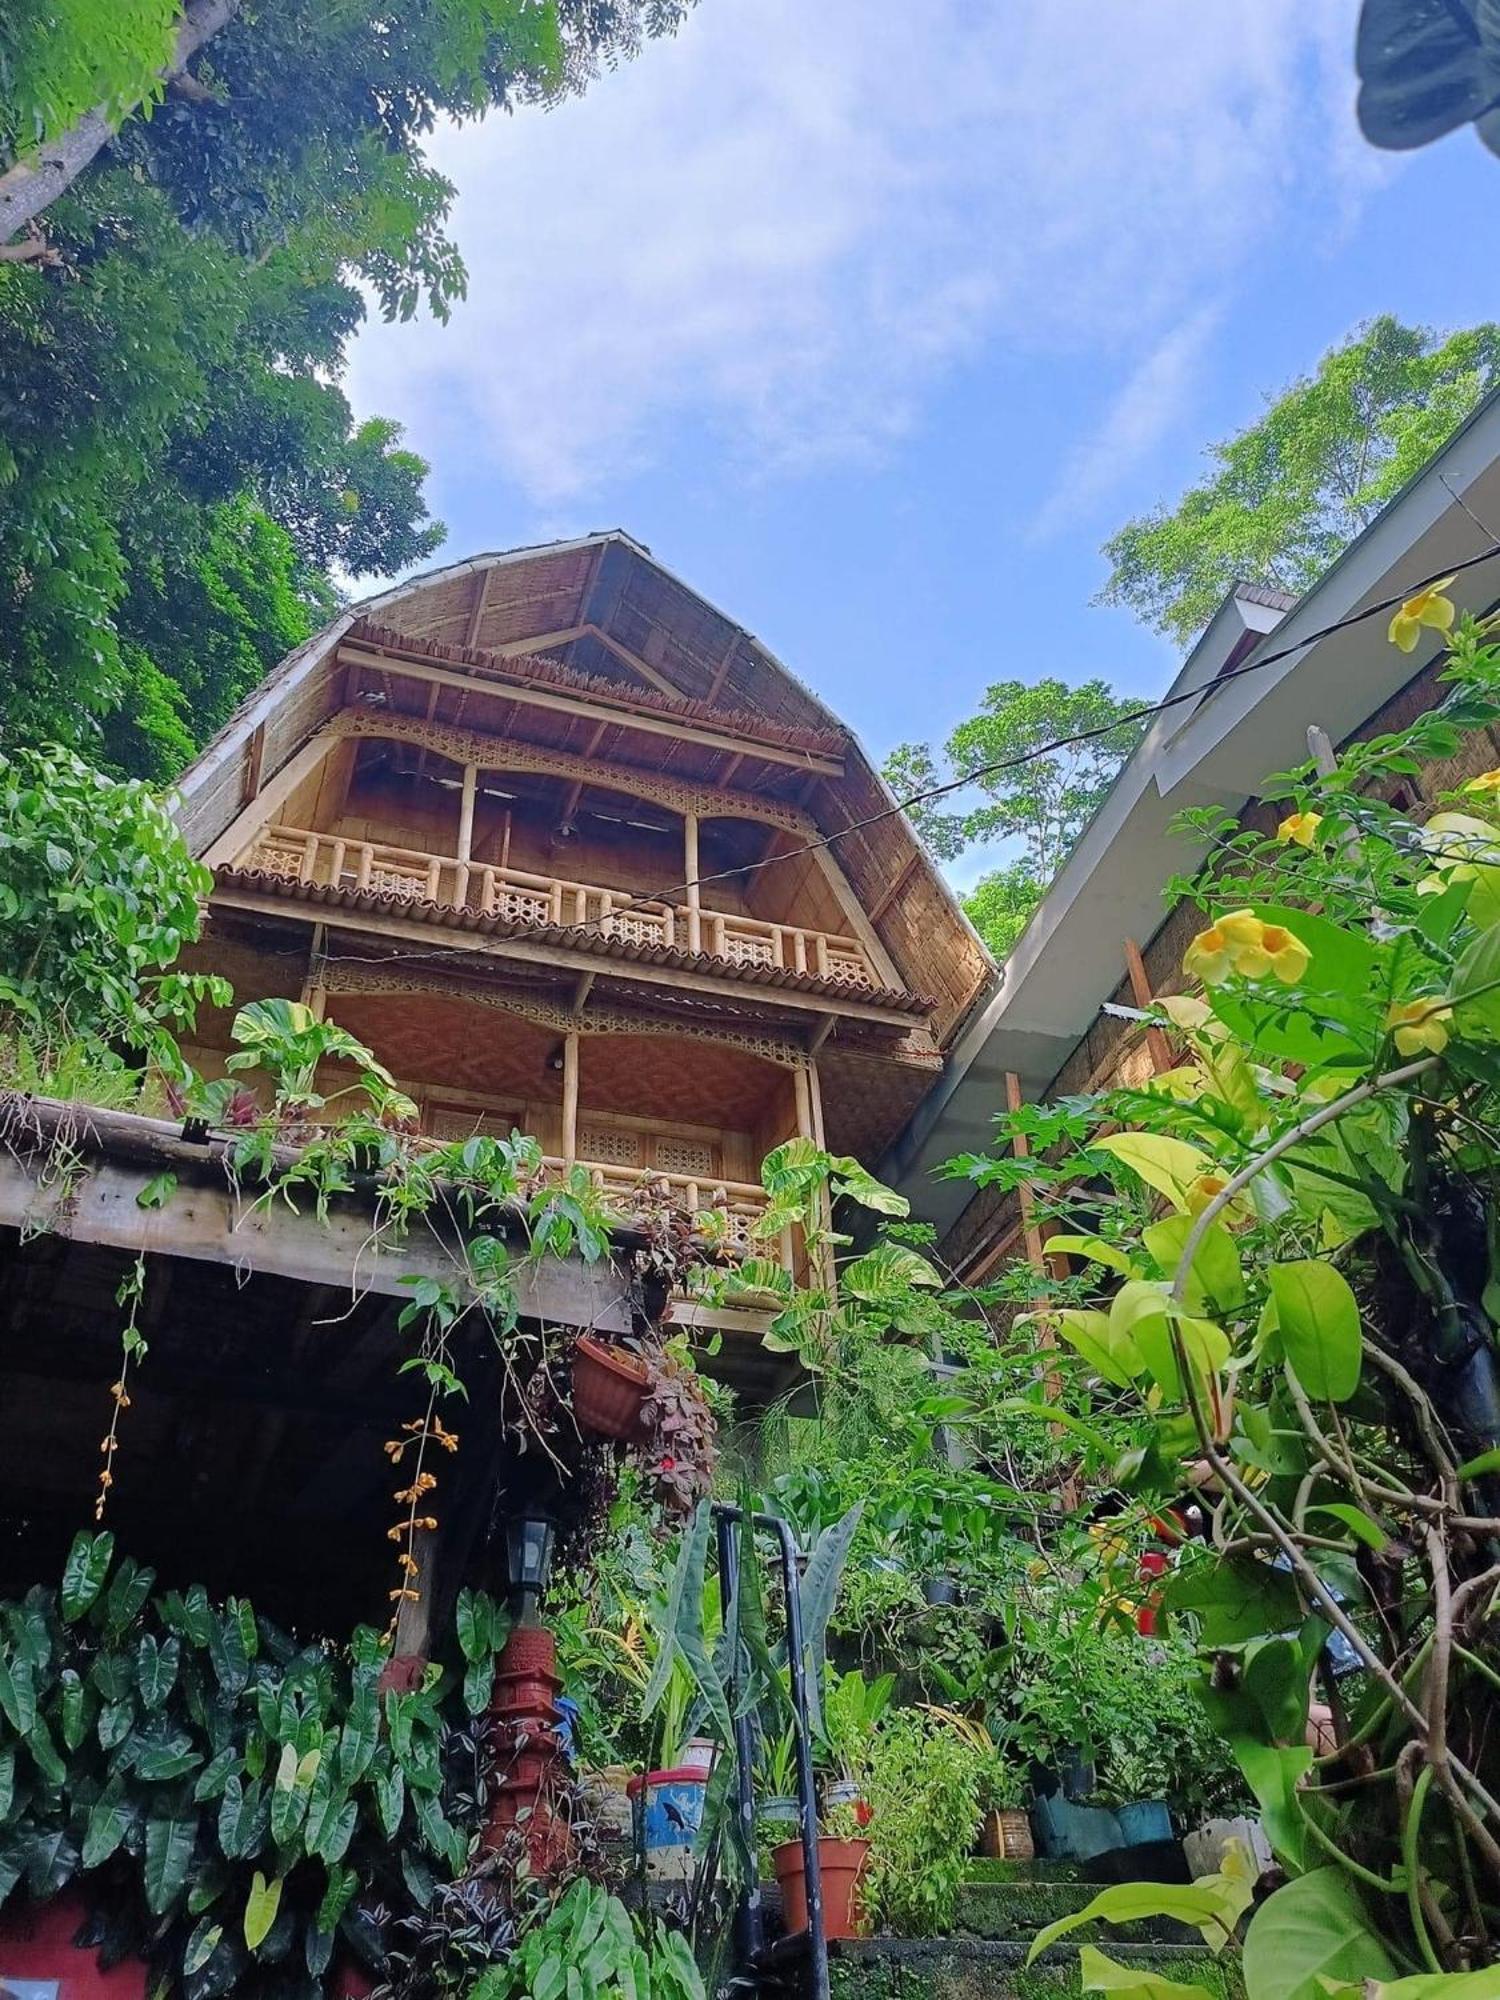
[239,824,880,991]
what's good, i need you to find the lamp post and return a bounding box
[503,1511,556,1627]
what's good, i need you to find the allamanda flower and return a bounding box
[1276,810,1324,847]
[1388,577,1457,653]
[1386,997,1452,1057]
[1183,909,1310,987]
[1464,768,1500,796]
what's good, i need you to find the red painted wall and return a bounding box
[0,1897,146,1999]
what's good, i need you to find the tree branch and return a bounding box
[0,0,241,244]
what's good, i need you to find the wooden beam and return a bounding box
[335,642,845,777]
[1123,937,1174,1075]
[0,1118,633,1334]
[572,970,596,1012]
[807,1016,835,1056]
[561,1031,580,1164]
[869,851,922,929]
[203,728,342,868]
[241,724,267,807]
[705,633,739,706]
[462,570,492,649]
[683,811,702,953]
[495,624,589,659]
[807,840,905,990]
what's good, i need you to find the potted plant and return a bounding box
[771,1801,870,1942]
[977,1757,1033,1863]
[818,1667,893,1821]
[571,1334,652,1441]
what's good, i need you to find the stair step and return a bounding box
[825,1937,1242,1999]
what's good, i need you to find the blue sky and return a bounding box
[346,0,1500,890]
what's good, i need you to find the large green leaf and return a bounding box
[243,1869,283,1953]
[1268,1261,1362,1403]
[796,1501,863,1735]
[1027,1872,1252,1960]
[1142,1214,1245,1313]
[82,1779,136,1868]
[60,1531,114,1621]
[1079,1947,1217,1999]
[137,1632,181,1706]
[0,1654,36,1734]
[1090,1132,1215,1212]
[1241,1870,1395,2000]
[144,1814,197,1914]
[1450,921,1500,1042]
[1230,1738,1313,1872]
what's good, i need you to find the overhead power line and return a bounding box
[314,544,1500,977]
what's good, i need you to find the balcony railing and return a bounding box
[239,824,879,990]
[542,1157,780,1269]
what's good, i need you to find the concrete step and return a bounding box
[827,1937,1243,1999]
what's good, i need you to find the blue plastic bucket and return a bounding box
[628,1767,708,1881]
[1116,1799,1173,1846]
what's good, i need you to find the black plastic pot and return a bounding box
[922,1576,958,1608]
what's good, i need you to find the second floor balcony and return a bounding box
[238,822,882,990]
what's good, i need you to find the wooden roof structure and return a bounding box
[175,533,995,1051]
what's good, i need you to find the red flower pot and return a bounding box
[773,1836,870,1941]
[572,1337,651,1441]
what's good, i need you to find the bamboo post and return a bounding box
[1123,938,1173,1074]
[455,763,477,907]
[684,810,702,953]
[561,1032,580,1166]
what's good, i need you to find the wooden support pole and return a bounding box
[561,1031,580,1165]
[1006,1071,1073,1503]
[683,810,702,953]
[1123,937,1174,1075]
[455,763,477,906]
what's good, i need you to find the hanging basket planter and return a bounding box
[571,1336,651,1442]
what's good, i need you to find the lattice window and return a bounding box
[427,1105,518,1142]
[369,863,427,899]
[251,841,305,881]
[493,886,553,925]
[579,1125,643,1168]
[603,910,669,947]
[825,950,873,988]
[722,931,775,968]
[655,1136,718,1178]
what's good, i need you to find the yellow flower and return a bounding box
[1183,923,1231,984]
[1388,577,1457,653]
[1259,923,1311,985]
[1186,1172,1230,1216]
[1464,769,1500,796]
[1276,811,1323,848]
[1386,997,1452,1057]
[1184,910,1310,986]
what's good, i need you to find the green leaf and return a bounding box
[1307,1502,1389,1553]
[0,1749,12,1822]
[244,1869,283,1953]
[83,1780,135,1868]
[1026,1873,1252,1960]
[1142,1213,1245,1313]
[137,1170,177,1209]
[1041,1233,1137,1277]
[0,1655,36,1735]
[338,1687,378,1786]
[60,1529,114,1620]
[208,1611,249,1695]
[373,1758,405,1838]
[26,1716,66,1787]
[1090,1131,1215,1211]
[1078,1946,1216,2000]
[1450,920,1500,1041]
[184,1917,224,1977]
[1241,1869,1396,2000]
[144,1814,197,1914]
[59,1668,91,1751]
[1231,1738,1313,1872]
[1268,1260,1362,1403]
[137,1632,181,1705]
[1456,1445,1500,1482]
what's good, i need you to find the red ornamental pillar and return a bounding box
[483,1625,572,1875]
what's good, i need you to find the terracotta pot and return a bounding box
[773,1836,870,1941]
[572,1336,651,1441]
[980,1807,1034,1862]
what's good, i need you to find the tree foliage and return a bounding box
[0,0,692,776]
[886,677,1144,959]
[1101,315,1500,645]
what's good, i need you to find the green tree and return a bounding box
[961,863,1042,961]
[887,677,1144,957]
[1101,314,1500,645]
[0,0,693,774]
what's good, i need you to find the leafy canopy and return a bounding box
[1100,314,1500,645]
[885,676,1144,959]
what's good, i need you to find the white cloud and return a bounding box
[1028,306,1225,544]
[346,0,1375,509]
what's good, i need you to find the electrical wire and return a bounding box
[307,542,1500,978]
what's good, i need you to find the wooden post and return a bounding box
[561,1031,580,1165]
[684,810,702,953]
[1006,1071,1075,1505]
[1123,937,1174,1075]
[301,923,328,1020]
[455,763,477,907]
